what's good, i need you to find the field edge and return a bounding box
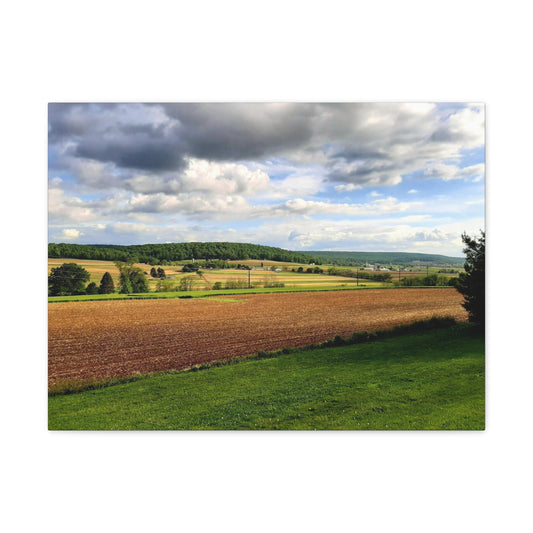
[49,316,462,396]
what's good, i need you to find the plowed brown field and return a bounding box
[48,288,467,387]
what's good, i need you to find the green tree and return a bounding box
[178,275,197,291]
[156,279,176,292]
[119,275,133,294]
[48,263,90,296]
[157,267,166,279]
[85,282,99,295]
[455,231,485,325]
[150,267,158,278]
[98,272,115,294]
[182,263,199,273]
[115,261,149,293]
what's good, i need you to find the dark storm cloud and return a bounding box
[49,103,188,172]
[48,102,318,173]
[48,103,484,191]
[161,103,316,161]
[48,103,121,142]
[74,134,186,172]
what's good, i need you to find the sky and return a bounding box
[48,102,485,257]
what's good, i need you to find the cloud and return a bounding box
[398,215,430,223]
[422,162,485,181]
[49,103,181,172]
[123,158,271,196]
[126,192,250,218]
[321,103,484,188]
[429,104,484,148]
[48,187,96,223]
[161,103,316,161]
[121,190,424,224]
[181,159,270,195]
[256,219,455,253]
[266,174,324,199]
[335,183,361,192]
[257,217,481,255]
[49,103,485,189]
[48,103,485,255]
[276,197,423,217]
[58,228,82,240]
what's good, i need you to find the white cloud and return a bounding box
[181,158,270,195]
[274,196,424,217]
[58,228,82,240]
[123,158,271,197]
[48,187,96,223]
[398,215,431,223]
[445,104,485,148]
[126,191,250,218]
[266,174,324,200]
[248,217,482,255]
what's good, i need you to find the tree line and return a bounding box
[48,261,150,296]
[308,250,464,266]
[396,274,455,287]
[327,266,393,282]
[48,242,322,265]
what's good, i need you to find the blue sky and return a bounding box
[48,102,485,256]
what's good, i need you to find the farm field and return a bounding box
[48,257,459,297]
[48,324,484,430]
[200,269,380,288]
[48,288,467,390]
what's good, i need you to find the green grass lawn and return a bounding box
[48,325,484,430]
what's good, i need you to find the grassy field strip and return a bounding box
[48,325,484,430]
[48,284,456,303]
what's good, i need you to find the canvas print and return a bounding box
[48,103,485,430]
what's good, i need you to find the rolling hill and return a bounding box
[308,250,464,266]
[48,242,464,267]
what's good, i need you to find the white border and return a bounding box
[3,1,532,532]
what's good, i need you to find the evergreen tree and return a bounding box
[98,272,115,294]
[157,267,166,279]
[455,231,485,326]
[85,282,99,295]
